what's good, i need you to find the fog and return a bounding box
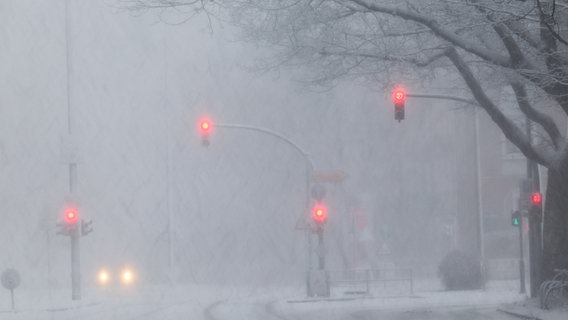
[1,0,477,296]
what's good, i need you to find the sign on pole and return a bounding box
[1,268,21,310]
[312,170,347,183]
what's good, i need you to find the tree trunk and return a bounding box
[541,167,568,281]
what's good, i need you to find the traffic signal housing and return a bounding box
[511,211,521,227]
[312,203,327,226]
[82,219,93,236]
[530,192,543,215]
[531,192,542,206]
[65,207,79,227]
[392,87,406,122]
[57,206,79,236]
[199,117,212,147]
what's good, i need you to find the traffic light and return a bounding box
[65,207,79,227]
[199,117,212,147]
[511,211,521,227]
[530,192,542,215]
[531,192,542,206]
[312,203,327,225]
[57,206,79,236]
[392,87,406,122]
[81,219,93,236]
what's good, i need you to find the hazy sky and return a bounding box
[0,0,462,290]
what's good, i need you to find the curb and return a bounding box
[497,307,541,320]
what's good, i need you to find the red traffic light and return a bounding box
[65,207,78,224]
[199,118,212,136]
[531,192,542,205]
[199,117,212,147]
[392,87,406,104]
[312,203,327,224]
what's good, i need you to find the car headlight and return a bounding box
[98,269,110,285]
[121,268,135,285]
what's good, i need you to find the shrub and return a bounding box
[438,250,485,290]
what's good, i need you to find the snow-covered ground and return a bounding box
[271,279,528,320]
[3,279,564,320]
[0,284,235,320]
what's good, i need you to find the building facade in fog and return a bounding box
[454,86,566,280]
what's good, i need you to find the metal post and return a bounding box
[519,213,526,294]
[70,227,81,300]
[525,116,536,297]
[65,0,81,301]
[474,107,485,270]
[211,123,317,293]
[306,157,313,273]
[365,269,370,294]
[533,163,542,288]
[410,268,414,294]
[525,117,542,298]
[528,163,542,298]
[317,226,325,270]
[10,289,14,310]
[529,206,537,297]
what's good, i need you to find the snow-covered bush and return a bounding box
[438,250,485,290]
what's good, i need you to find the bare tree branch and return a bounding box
[445,47,553,167]
[537,0,568,45]
[509,80,564,150]
[346,0,513,67]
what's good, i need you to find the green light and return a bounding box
[511,211,521,227]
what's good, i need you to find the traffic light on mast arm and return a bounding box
[392,87,406,122]
[199,117,212,147]
[312,203,327,226]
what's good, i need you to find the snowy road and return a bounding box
[0,281,528,319]
[204,300,522,320]
[344,307,521,320]
[205,300,284,320]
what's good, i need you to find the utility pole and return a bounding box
[64,0,81,300]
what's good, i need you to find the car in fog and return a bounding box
[96,267,136,287]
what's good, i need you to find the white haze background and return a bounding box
[0,0,461,298]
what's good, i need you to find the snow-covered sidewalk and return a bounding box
[498,298,568,320]
[270,279,567,320]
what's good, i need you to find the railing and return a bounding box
[539,269,568,310]
[326,268,413,296]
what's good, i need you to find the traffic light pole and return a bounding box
[65,0,81,301]
[525,118,542,298]
[70,227,81,300]
[402,93,485,265]
[518,212,526,294]
[316,226,325,270]
[211,123,317,274]
[401,91,542,295]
